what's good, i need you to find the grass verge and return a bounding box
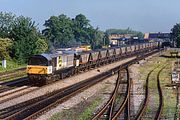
[0,60,26,73]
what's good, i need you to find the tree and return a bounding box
[43,14,106,49]
[0,38,12,60]
[86,27,104,49]
[171,23,180,37]
[175,35,180,48]
[171,23,180,47]
[73,14,90,43]
[42,14,75,48]
[35,38,48,54]
[10,16,48,63]
[105,28,144,39]
[0,12,15,38]
[103,33,110,46]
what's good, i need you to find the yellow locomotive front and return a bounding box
[27,54,53,75]
[27,53,75,85]
[27,54,55,85]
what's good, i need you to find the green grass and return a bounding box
[0,74,27,82]
[77,98,101,120]
[48,98,102,120]
[159,61,176,119]
[48,109,73,120]
[0,60,26,73]
[138,53,177,118]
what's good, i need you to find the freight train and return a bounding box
[27,42,161,85]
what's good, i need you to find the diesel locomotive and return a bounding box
[27,42,161,85]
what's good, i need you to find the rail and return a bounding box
[0,49,160,120]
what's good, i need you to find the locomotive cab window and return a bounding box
[28,56,49,66]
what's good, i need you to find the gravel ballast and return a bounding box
[0,57,135,109]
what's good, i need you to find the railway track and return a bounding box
[0,50,160,120]
[0,86,38,104]
[135,65,165,120]
[92,68,131,120]
[0,67,26,81]
[0,77,28,94]
[0,86,30,98]
[155,66,165,120]
[0,86,13,93]
[0,77,28,86]
[0,65,121,119]
[0,67,26,76]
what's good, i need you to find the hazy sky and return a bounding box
[0,0,180,33]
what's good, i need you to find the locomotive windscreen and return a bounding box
[28,56,49,66]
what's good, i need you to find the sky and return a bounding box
[0,0,180,33]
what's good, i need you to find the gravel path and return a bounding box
[0,57,135,109]
[129,63,145,117]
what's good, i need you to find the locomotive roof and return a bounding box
[40,52,74,61]
[41,53,60,61]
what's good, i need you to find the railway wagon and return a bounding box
[108,48,115,57]
[27,42,161,85]
[101,49,107,58]
[115,47,121,55]
[131,45,136,52]
[79,52,89,64]
[126,46,131,53]
[121,47,126,54]
[90,51,99,61]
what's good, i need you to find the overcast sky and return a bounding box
[0,0,180,33]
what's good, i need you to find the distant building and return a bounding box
[144,32,171,41]
[109,34,134,46]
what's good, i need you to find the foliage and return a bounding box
[171,23,180,37]
[42,14,75,48]
[105,28,144,38]
[73,14,91,44]
[0,38,12,59]
[35,38,48,54]
[86,27,104,49]
[103,33,110,45]
[0,12,15,38]
[43,14,105,49]
[175,35,180,48]
[77,98,101,120]
[0,60,26,72]
[171,23,180,47]
[10,16,48,63]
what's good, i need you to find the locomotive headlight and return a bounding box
[48,66,52,74]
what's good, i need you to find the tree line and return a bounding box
[0,12,146,64]
[105,28,144,39]
[0,12,109,63]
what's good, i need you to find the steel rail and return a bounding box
[92,71,122,120]
[93,50,160,120]
[135,66,160,120]
[0,67,26,76]
[5,65,118,120]
[155,66,166,120]
[0,49,158,117]
[0,49,160,120]
[0,77,28,86]
[111,67,131,120]
[108,71,122,120]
